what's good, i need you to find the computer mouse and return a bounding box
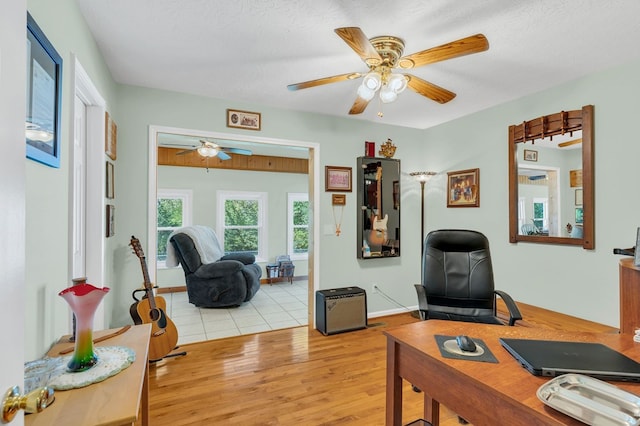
[456,335,477,352]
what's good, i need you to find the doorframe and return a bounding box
[147,125,320,328]
[70,57,107,329]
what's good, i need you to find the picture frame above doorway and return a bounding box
[226,109,261,131]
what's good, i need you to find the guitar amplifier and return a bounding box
[315,287,367,335]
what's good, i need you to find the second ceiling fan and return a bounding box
[175,140,252,160]
[287,27,489,115]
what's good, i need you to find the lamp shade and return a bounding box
[388,73,408,93]
[362,72,382,91]
[357,84,376,101]
[197,146,218,157]
[379,85,398,103]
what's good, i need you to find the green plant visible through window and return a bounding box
[157,198,183,262]
[292,200,309,254]
[224,199,259,255]
[533,201,546,230]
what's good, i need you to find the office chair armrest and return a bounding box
[414,284,428,321]
[494,290,523,326]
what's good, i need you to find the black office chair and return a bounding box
[415,229,522,326]
[412,230,522,417]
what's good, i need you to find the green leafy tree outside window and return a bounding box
[157,198,183,261]
[224,199,259,255]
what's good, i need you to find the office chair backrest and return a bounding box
[421,229,496,317]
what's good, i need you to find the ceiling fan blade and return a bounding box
[558,138,582,148]
[406,74,456,104]
[217,151,231,161]
[398,34,489,69]
[221,147,252,156]
[348,96,371,115]
[287,72,362,91]
[175,147,197,155]
[334,27,383,66]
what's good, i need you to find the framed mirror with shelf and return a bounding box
[508,105,594,249]
[357,157,400,259]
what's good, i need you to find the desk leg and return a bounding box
[142,362,149,426]
[424,394,440,426]
[386,339,403,425]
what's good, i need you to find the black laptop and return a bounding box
[499,338,640,382]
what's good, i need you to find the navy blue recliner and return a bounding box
[168,226,261,308]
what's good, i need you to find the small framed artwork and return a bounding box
[325,166,352,192]
[447,168,480,208]
[227,109,261,131]
[575,207,584,224]
[105,111,117,160]
[26,13,63,168]
[106,204,115,237]
[332,194,346,205]
[106,161,115,199]
[524,149,538,162]
[570,169,582,187]
[575,188,583,206]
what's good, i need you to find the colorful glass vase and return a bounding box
[59,283,110,372]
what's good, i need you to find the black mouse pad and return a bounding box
[434,335,498,363]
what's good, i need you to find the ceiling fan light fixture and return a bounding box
[379,85,397,103]
[362,72,382,91]
[388,73,408,93]
[197,146,218,157]
[357,84,376,101]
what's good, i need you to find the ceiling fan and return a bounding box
[174,140,252,160]
[287,27,489,115]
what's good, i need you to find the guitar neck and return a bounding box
[138,256,157,310]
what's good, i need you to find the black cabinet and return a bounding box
[357,156,400,259]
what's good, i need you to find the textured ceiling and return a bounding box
[77,0,640,130]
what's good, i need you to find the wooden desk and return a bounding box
[620,258,640,334]
[26,324,151,426]
[385,320,640,426]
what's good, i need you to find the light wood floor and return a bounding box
[141,303,616,425]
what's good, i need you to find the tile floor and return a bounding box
[165,280,309,345]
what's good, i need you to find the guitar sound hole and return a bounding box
[149,308,160,322]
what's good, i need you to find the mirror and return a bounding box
[357,156,401,258]
[509,105,594,249]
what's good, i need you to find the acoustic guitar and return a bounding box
[129,236,179,361]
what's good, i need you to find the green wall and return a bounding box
[22,0,640,360]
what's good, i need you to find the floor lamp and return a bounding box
[410,171,436,259]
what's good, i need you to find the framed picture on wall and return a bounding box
[105,112,117,160]
[325,166,352,192]
[106,161,115,199]
[26,13,63,168]
[106,204,115,237]
[227,109,261,131]
[524,149,538,161]
[575,207,584,224]
[447,168,480,208]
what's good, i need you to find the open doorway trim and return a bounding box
[147,125,320,328]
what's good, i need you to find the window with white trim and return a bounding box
[157,189,192,267]
[532,197,548,232]
[217,190,267,261]
[288,193,309,260]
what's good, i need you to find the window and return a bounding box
[288,193,309,260]
[532,198,548,231]
[217,191,267,261]
[157,189,192,267]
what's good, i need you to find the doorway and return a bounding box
[147,126,320,342]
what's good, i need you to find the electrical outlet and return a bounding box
[372,285,379,294]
